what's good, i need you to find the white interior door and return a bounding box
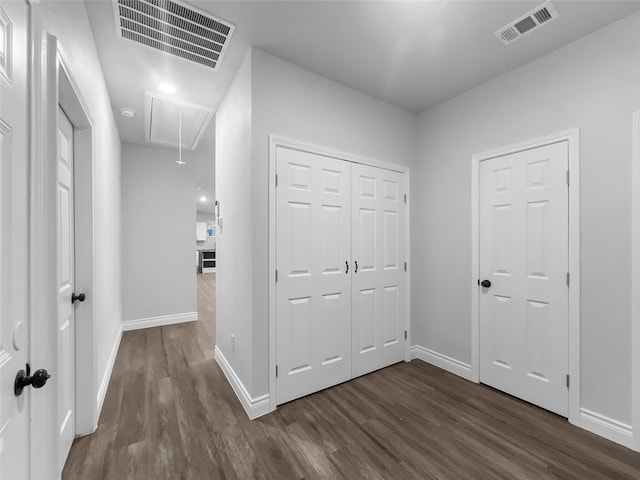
[0,1,30,478]
[479,141,569,416]
[276,147,352,404]
[351,163,406,378]
[57,107,76,470]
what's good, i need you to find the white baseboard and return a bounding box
[214,345,270,419]
[411,345,472,381]
[97,325,123,416]
[122,311,198,331]
[411,347,635,450]
[577,408,634,449]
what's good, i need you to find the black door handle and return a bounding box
[481,280,491,288]
[72,292,86,303]
[354,260,358,273]
[345,261,349,274]
[14,363,51,396]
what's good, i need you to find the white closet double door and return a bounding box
[276,147,406,405]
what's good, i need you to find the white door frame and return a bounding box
[267,135,411,413]
[56,46,97,437]
[29,29,97,476]
[631,110,640,452]
[470,129,581,425]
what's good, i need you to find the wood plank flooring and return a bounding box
[63,273,640,479]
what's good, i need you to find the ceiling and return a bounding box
[85,0,640,205]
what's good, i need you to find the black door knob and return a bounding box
[71,292,86,303]
[31,369,51,389]
[14,364,51,396]
[481,280,491,288]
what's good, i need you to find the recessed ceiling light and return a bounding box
[200,196,207,202]
[120,107,135,117]
[159,82,176,95]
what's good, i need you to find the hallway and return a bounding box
[63,275,640,479]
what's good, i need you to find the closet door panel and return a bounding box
[276,147,352,405]
[351,164,406,377]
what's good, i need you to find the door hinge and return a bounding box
[566,170,570,185]
[566,374,570,389]
[566,272,570,287]
[404,193,407,204]
[276,365,278,378]
[275,270,278,282]
[404,330,407,340]
[404,262,407,272]
[275,174,278,187]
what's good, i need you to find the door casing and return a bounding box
[470,129,581,425]
[268,136,411,413]
[56,43,97,439]
[29,27,97,477]
[631,110,640,452]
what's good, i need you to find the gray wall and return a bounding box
[412,12,640,424]
[216,48,418,400]
[121,144,197,321]
[246,49,417,398]
[250,49,418,396]
[215,52,255,391]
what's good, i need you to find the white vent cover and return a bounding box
[495,1,559,45]
[112,0,235,70]
[144,92,214,150]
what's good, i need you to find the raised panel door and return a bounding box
[0,1,30,478]
[479,142,569,416]
[351,163,405,377]
[276,147,351,404]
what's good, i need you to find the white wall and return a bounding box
[121,144,197,322]
[215,49,417,401]
[215,52,254,392]
[250,49,416,397]
[197,213,216,222]
[38,0,122,416]
[413,12,640,424]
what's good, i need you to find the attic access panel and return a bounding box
[144,92,214,150]
[112,0,235,70]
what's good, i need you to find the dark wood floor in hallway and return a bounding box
[63,273,640,479]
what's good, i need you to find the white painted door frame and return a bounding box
[56,43,97,439]
[631,110,640,452]
[470,129,581,425]
[268,135,411,413]
[29,27,97,476]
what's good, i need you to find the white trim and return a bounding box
[57,44,98,438]
[29,31,61,479]
[122,311,198,331]
[411,345,472,381]
[269,136,409,174]
[267,135,411,413]
[214,346,270,419]
[631,110,640,452]
[404,167,411,363]
[470,129,581,425]
[578,408,634,449]
[96,326,122,419]
[268,137,277,413]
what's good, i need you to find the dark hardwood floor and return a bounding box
[63,273,640,479]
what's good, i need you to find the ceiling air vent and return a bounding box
[112,0,235,70]
[495,1,559,45]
